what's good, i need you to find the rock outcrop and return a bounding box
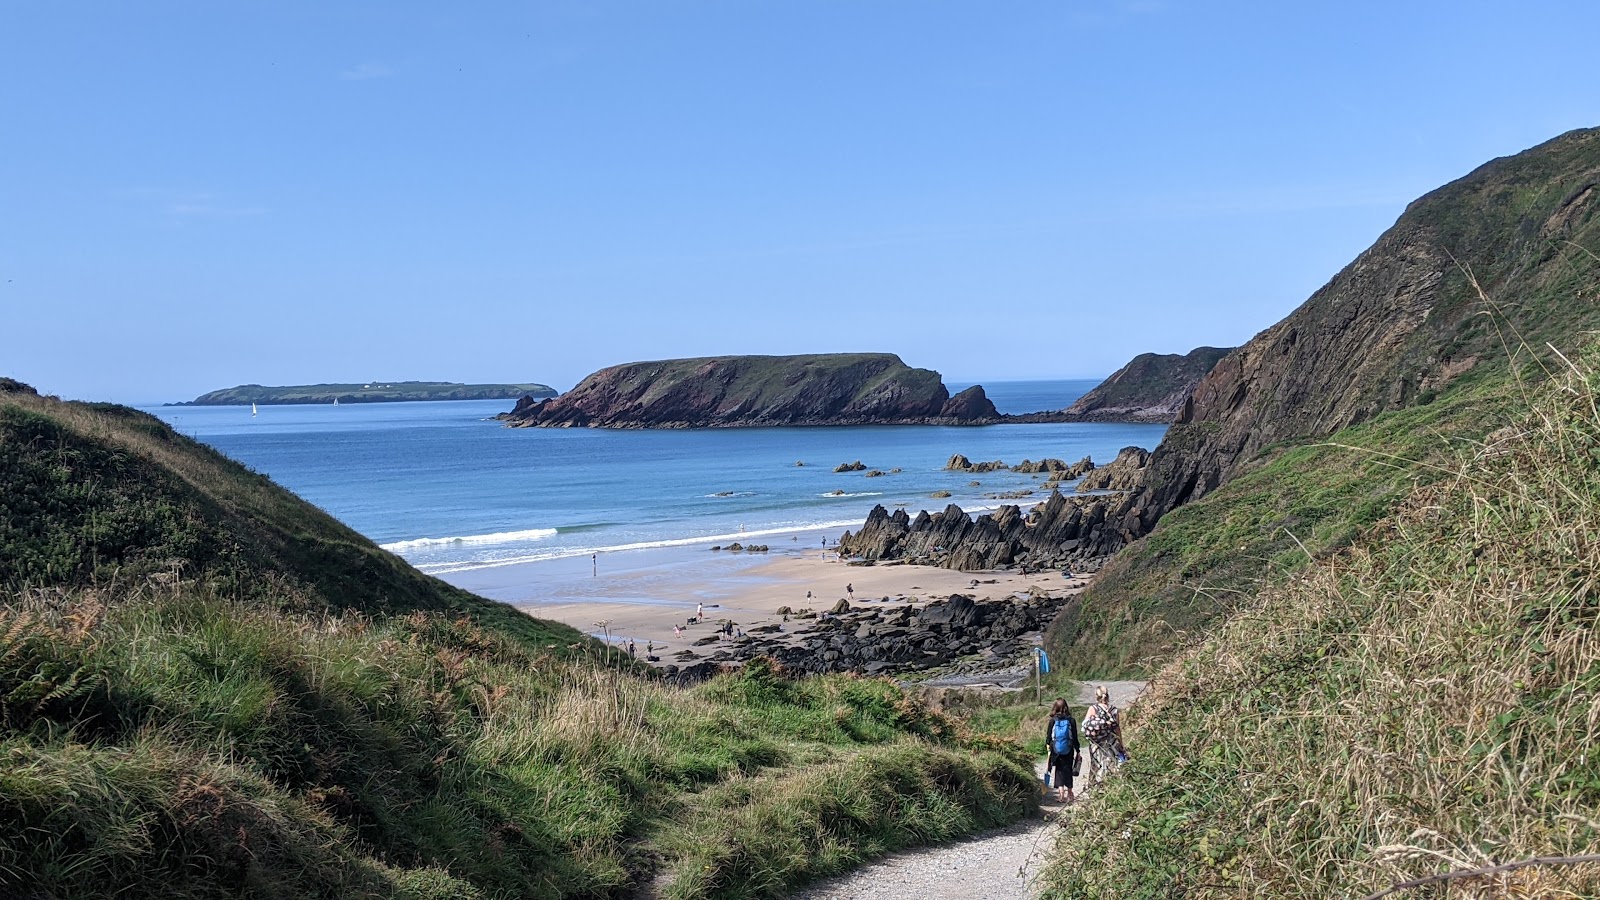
[837,493,1115,573]
[502,353,1000,428]
[1059,347,1233,423]
[661,590,1067,680]
[1074,446,1151,493]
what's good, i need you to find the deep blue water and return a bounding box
[146,379,1162,577]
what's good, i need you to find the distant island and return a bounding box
[175,380,558,406]
[500,353,999,428]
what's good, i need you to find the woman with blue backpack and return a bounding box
[1044,697,1081,803]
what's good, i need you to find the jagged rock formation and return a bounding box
[1044,457,1097,483]
[944,454,1008,473]
[1061,347,1233,423]
[663,591,1068,680]
[1075,446,1151,493]
[838,492,1115,573]
[843,127,1600,570]
[502,353,1000,428]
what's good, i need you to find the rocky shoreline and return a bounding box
[661,588,1068,682]
[834,446,1154,572]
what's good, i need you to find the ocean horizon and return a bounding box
[145,379,1166,585]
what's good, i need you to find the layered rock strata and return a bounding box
[503,353,1000,428]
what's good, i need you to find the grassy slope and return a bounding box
[1046,129,1600,678]
[1050,361,1515,677]
[0,390,573,648]
[0,389,1036,899]
[1039,351,1600,897]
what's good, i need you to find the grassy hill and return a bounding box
[1046,127,1600,677]
[1040,347,1600,896]
[0,382,1035,899]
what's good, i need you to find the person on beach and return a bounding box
[696,602,704,621]
[1045,698,1081,803]
[1083,685,1128,784]
[626,639,636,658]
[845,583,854,601]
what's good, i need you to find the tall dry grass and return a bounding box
[1039,349,1600,896]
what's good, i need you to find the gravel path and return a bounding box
[787,680,1146,900]
[788,810,1065,900]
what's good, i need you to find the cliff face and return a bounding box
[504,353,999,428]
[1062,346,1232,423]
[843,127,1600,569]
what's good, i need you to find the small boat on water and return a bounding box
[251,402,258,417]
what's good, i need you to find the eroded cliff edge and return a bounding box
[501,353,1000,428]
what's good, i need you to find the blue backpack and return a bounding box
[1051,717,1074,755]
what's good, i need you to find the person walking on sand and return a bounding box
[1045,697,1081,803]
[626,639,637,658]
[696,601,704,621]
[845,583,854,601]
[1083,685,1128,784]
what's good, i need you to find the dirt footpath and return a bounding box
[788,680,1145,900]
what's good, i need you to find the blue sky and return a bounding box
[4,1,1598,404]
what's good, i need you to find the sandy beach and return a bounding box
[446,533,1088,663]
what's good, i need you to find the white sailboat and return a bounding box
[251,402,258,417]
[333,397,339,406]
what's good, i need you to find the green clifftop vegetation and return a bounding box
[1046,126,1600,678]
[181,381,557,406]
[0,385,1033,899]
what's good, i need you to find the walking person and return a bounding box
[1082,685,1128,785]
[1045,698,1081,803]
[845,582,854,601]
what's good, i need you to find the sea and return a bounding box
[145,380,1165,599]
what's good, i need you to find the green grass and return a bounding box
[1038,347,1600,897]
[0,597,1035,898]
[1047,364,1518,678]
[0,387,1037,897]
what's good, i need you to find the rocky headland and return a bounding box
[500,353,1001,428]
[1057,346,1232,423]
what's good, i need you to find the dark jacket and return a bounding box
[1045,712,1080,759]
